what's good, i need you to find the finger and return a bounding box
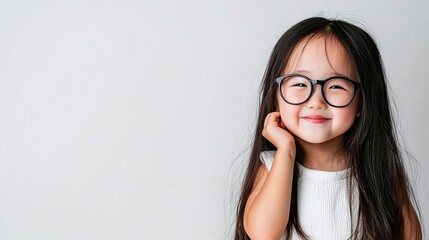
[266,112,280,127]
[279,118,286,129]
[272,112,284,128]
[264,112,280,129]
[270,112,281,123]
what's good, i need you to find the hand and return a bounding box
[262,112,296,154]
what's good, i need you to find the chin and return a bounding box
[294,134,339,145]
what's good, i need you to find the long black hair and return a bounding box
[233,17,422,239]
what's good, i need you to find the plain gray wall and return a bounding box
[0,1,427,239]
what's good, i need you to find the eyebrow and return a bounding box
[292,69,351,79]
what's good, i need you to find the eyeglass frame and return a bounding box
[275,73,361,108]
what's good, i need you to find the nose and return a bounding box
[305,85,327,109]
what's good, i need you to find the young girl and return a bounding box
[234,17,423,239]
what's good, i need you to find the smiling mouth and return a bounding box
[302,117,330,123]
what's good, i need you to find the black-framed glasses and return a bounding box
[275,73,361,108]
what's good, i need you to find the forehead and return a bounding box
[283,34,356,79]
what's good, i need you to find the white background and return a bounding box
[0,1,427,239]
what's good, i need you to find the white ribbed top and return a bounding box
[259,150,361,240]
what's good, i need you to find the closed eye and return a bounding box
[329,85,346,90]
[292,83,307,87]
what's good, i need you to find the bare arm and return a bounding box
[243,148,295,240]
[243,111,295,239]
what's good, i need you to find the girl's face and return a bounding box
[277,35,361,145]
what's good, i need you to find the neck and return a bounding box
[295,135,349,172]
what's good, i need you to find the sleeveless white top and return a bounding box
[259,150,361,240]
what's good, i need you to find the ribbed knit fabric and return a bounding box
[259,150,361,240]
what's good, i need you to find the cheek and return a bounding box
[277,90,300,127]
[332,96,361,127]
[332,109,358,131]
[279,104,300,128]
